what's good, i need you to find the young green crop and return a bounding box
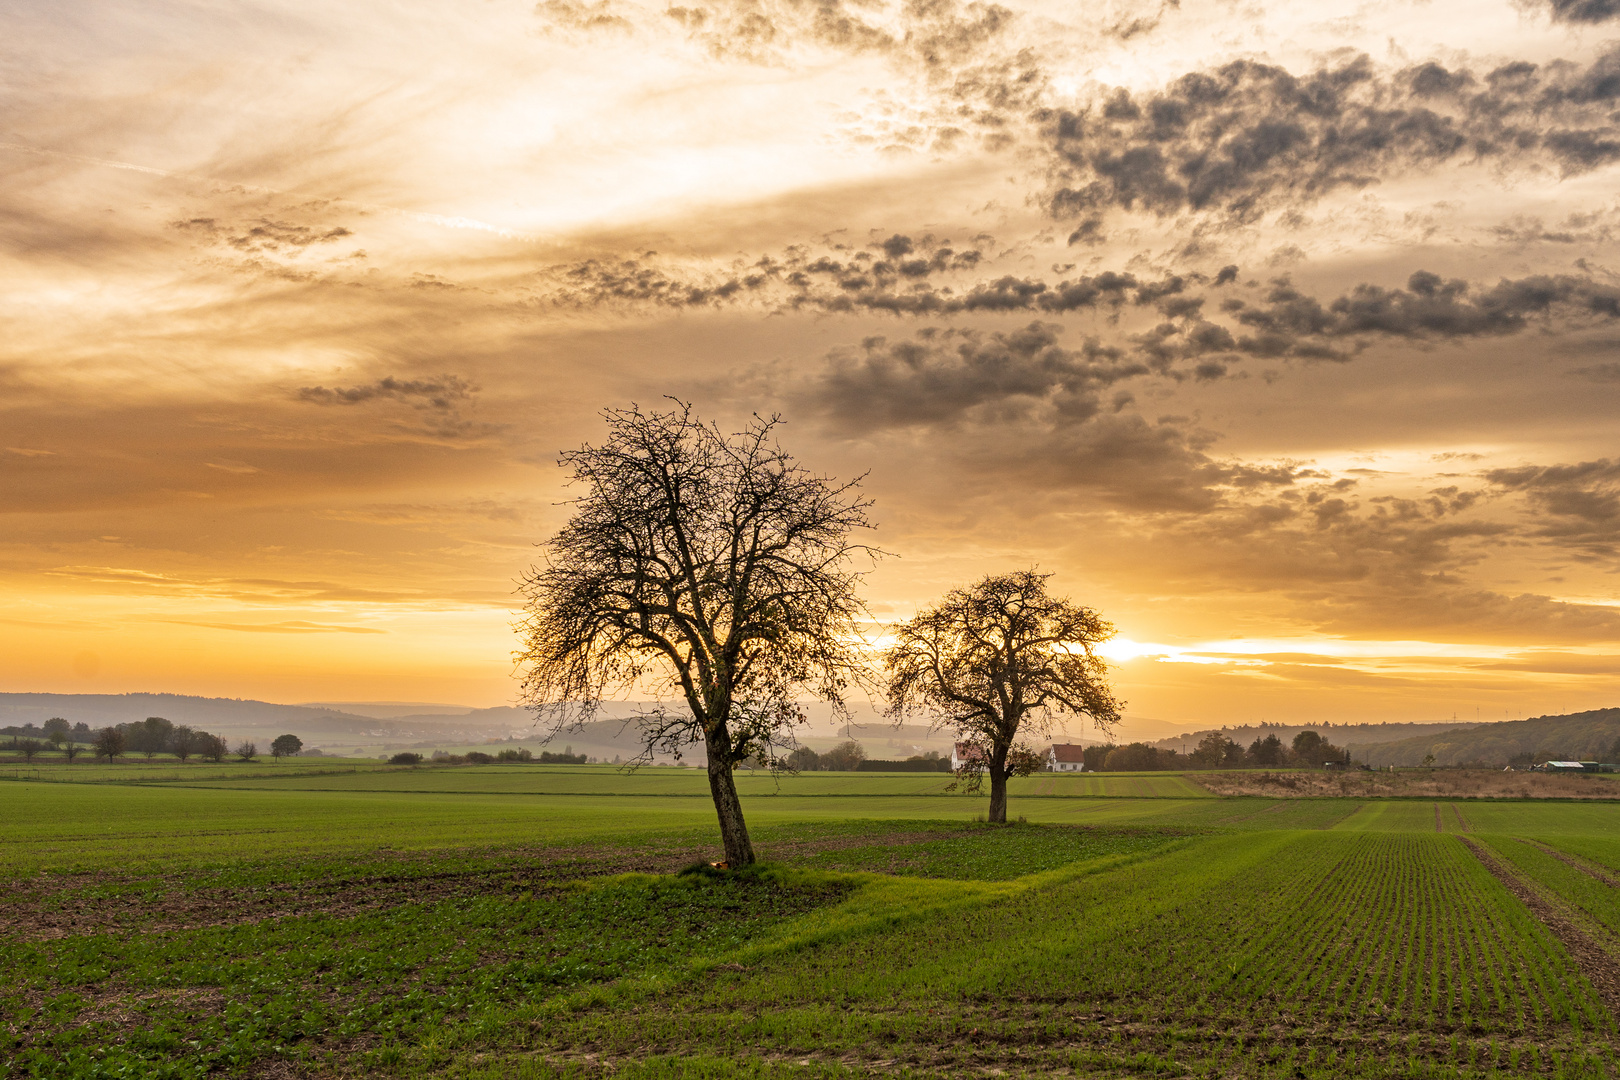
[5,773,1620,1078]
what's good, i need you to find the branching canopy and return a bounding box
[884,570,1121,801]
[515,401,879,769]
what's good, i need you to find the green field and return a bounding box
[3,769,1619,1078]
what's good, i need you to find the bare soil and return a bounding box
[1191,768,1620,800]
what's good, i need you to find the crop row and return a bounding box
[532,830,1615,1076]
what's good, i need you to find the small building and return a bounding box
[1048,744,1087,772]
[951,742,988,771]
[1544,760,1588,773]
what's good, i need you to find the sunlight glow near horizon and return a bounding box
[1096,637,1526,667]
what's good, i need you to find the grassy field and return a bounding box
[3,768,1620,1078]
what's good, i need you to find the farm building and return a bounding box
[950,742,988,770]
[1048,744,1087,772]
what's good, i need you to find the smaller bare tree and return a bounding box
[883,570,1122,823]
[171,726,196,763]
[234,741,258,762]
[17,739,42,762]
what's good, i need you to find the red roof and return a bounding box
[953,741,987,763]
[1050,743,1087,763]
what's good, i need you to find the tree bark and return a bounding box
[706,735,756,866]
[987,768,1008,823]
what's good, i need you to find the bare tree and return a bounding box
[883,570,1122,823]
[17,739,42,762]
[516,401,878,866]
[61,739,85,763]
[234,741,258,762]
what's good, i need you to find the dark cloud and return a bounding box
[786,322,1332,513]
[540,242,1202,319]
[1537,0,1620,24]
[173,217,353,252]
[545,245,1620,382]
[576,0,1042,150]
[1485,458,1620,558]
[1040,48,1620,222]
[1568,360,1620,381]
[295,375,476,411]
[804,321,1147,428]
[535,0,633,33]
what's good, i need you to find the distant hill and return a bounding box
[299,701,481,719]
[1350,708,1620,767]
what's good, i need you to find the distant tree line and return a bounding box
[1078,729,1351,772]
[394,748,555,765]
[1505,737,1620,769]
[1,716,308,765]
[782,740,876,772]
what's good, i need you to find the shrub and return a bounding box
[496,748,533,762]
[465,751,494,764]
[539,751,587,764]
[389,752,423,765]
[785,745,821,772]
[1103,742,1167,771]
[270,734,303,759]
[820,740,866,771]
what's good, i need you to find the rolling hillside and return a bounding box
[1350,708,1620,767]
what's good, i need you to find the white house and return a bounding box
[1048,743,1087,772]
[950,741,988,770]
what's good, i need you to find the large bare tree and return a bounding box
[883,570,1121,823]
[515,401,877,866]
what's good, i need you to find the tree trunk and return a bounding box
[987,768,1008,823]
[706,737,756,866]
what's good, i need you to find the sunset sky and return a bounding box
[5,0,1620,725]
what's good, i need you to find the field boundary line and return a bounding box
[1521,839,1620,889]
[1459,836,1620,1018]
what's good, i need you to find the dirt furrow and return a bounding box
[1460,837,1620,1018]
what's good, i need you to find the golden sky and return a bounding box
[5,0,1620,723]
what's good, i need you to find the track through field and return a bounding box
[1461,836,1620,1017]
